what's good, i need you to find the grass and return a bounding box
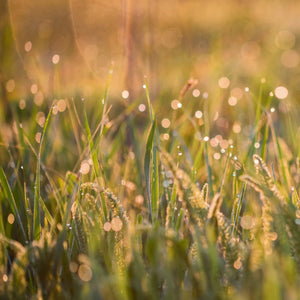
[1,75,300,300]
[2,1,300,299]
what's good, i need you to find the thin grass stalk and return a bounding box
[231,182,247,237]
[0,167,27,241]
[83,104,108,222]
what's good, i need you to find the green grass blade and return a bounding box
[144,79,154,123]
[151,145,159,221]
[268,114,288,186]
[33,105,53,240]
[39,197,54,227]
[192,139,204,182]
[204,141,213,199]
[175,208,184,233]
[144,120,157,223]
[0,167,27,241]
[261,120,269,161]
[217,151,230,196]
[83,103,108,221]
[231,182,246,237]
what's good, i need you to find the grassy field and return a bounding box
[1,0,300,299]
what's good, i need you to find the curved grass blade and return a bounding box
[144,120,156,223]
[33,105,53,240]
[231,182,247,237]
[0,167,27,241]
[83,104,108,221]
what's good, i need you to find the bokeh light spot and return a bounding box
[161,118,171,128]
[78,264,92,282]
[57,99,67,112]
[274,86,288,99]
[6,80,15,93]
[7,213,15,225]
[228,96,237,106]
[52,54,60,64]
[80,161,90,175]
[138,104,146,112]
[24,41,32,52]
[275,30,295,50]
[111,217,123,232]
[122,90,129,99]
[192,89,200,97]
[218,77,230,89]
[103,222,112,232]
[195,110,203,119]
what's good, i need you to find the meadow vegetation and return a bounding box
[1,0,300,299]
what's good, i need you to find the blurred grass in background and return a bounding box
[2,0,300,98]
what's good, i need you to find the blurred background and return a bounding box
[1,0,300,103]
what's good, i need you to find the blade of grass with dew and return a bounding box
[231,182,246,237]
[33,105,53,240]
[0,167,27,241]
[144,120,156,223]
[83,103,108,221]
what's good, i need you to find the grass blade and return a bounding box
[33,105,53,240]
[83,103,108,221]
[0,167,27,241]
[144,120,157,223]
[231,182,246,237]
